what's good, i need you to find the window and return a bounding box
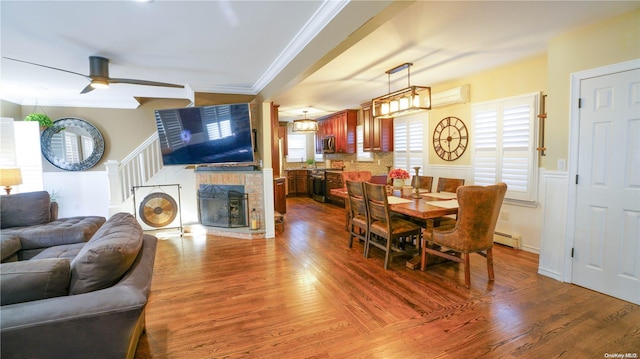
[393,113,427,172]
[356,125,373,162]
[0,118,43,193]
[472,92,539,203]
[287,134,307,162]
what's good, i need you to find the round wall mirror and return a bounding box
[41,117,105,171]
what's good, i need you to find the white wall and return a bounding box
[43,171,110,218]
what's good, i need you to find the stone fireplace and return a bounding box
[198,184,248,228]
[195,169,265,239]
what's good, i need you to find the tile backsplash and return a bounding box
[284,152,393,175]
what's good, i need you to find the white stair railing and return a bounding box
[105,133,163,205]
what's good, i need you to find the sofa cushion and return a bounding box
[0,258,70,305]
[0,191,51,229]
[69,212,143,295]
[31,242,85,261]
[3,216,106,260]
[1,235,21,262]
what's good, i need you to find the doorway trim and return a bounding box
[565,58,640,283]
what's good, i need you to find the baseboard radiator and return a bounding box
[493,231,521,249]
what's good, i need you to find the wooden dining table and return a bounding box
[330,187,459,269]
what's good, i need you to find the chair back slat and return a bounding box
[346,180,367,218]
[437,177,465,193]
[412,176,433,192]
[363,183,390,224]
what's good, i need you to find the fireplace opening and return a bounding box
[198,184,248,228]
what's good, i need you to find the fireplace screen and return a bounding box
[198,185,248,228]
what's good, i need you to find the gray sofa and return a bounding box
[1,191,106,261]
[0,193,158,359]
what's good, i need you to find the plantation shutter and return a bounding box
[472,93,538,203]
[394,113,427,172]
[356,125,373,162]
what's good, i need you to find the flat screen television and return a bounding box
[154,103,255,166]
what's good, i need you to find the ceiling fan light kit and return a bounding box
[90,79,109,89]
[372,62,431,119]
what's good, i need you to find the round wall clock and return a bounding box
[433,116,469,161]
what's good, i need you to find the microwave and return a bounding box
[322,136,335,153]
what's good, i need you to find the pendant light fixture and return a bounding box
[292,110,318,133]
[371,62,431,119]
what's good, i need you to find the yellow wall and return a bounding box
[424,9,639,170]
[546,9,640,170]
[427,55,547,165]
[0,100,22,120]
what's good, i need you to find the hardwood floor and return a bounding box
[135,197,639,358]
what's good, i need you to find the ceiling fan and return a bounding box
[3,56,185,94]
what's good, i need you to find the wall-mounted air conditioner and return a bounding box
[493,231,521,249]
[431,84,470,108]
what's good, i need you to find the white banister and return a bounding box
[104,133,164,205]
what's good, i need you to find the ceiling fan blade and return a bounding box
[3,56,90,80]
[80,84,95,94]
[109,78,185,89]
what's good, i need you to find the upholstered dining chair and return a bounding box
[346,180,368,249]
[411,175,434,192]
[421,182,507,288]
[364,182,422,269]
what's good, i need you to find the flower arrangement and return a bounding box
[388,168,410,180]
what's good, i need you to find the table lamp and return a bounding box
[0,168,23,195]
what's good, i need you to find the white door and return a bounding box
[572,68,640,304]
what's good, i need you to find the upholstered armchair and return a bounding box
[341,171,372,184]
[421,182,507,288]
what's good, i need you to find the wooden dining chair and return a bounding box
[435,177,465,227]
[436,177,465,193]
[345,180,368,249]
[421,182,507,288]
[363,182,422,269]
[411,175,434,192]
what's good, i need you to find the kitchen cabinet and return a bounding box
[325,171,345,207]
[274,177,286,214]
[315,109,357,154]
[286,170,309,197]
[362,102,394,152]
[278,121,288,156]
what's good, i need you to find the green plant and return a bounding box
[48,190,60,202]
[24,113,53,128]
[306,158,315,165]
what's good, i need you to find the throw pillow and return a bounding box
[69,212,143,295]
[0,258,70,305]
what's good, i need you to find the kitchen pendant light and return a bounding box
[292,110,318,133]
[372,62,431,118]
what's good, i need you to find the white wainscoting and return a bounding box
[43,171,110,219]
[537,170,569,281]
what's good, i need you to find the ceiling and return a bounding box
[2,1,638,122]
